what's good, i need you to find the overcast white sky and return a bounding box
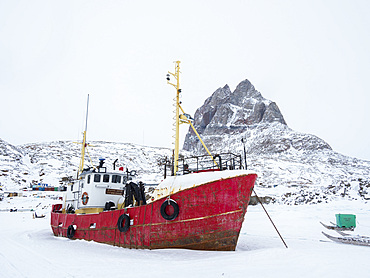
[1,0,370,160]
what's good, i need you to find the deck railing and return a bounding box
[163,153,244,177]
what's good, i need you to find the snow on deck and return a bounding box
[150,170,257,201]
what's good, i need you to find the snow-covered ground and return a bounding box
[0,195,369,278]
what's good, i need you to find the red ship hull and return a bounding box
[51,173,257,251]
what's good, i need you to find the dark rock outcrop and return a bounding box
[183,79,330,155]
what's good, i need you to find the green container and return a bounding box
[336,214,356,228]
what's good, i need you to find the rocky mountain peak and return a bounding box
[183,78,329,155]
[204,84,231,107]
[195,79,286,133]
[230,79,262,102]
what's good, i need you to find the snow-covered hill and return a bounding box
[0,139,172,191]
[0,138,31,190]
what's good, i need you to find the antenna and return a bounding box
[85,94,90,133]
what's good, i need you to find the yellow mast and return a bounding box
[77,94,90,179]
[167,61,218,175]
[78,131,87,178]
[167,61,181,175]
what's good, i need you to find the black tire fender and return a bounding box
[117,214,130,232]
[67,225,75,239]
[160,199,179,221]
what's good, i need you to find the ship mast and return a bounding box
[167,61,218,175]
[77,94,90,179]
[167,61,181,175]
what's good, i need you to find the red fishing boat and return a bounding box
[50,61,257,251]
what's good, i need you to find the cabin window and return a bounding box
[112,175,121,183]
[87,175,91,184]
[94,174,101,182]
[103,174,110,183]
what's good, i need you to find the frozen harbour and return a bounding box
[1,196,370,278]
